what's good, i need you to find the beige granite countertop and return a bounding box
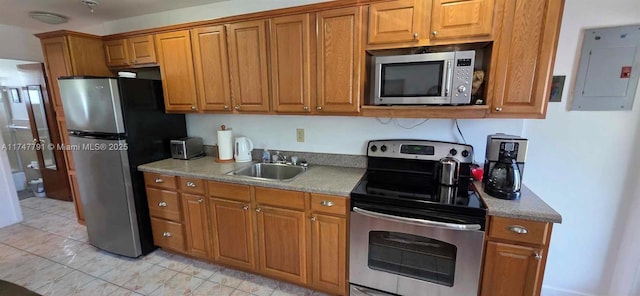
[474,181,562,223]
[138,157,561,222]
[138,157,365,197]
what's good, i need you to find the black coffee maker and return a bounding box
[483,134,528,200]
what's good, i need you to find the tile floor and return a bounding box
[0,197,329,296]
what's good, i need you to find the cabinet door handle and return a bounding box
[316,106,323,110]
[242,205,249,210]
[310,216,317,222]
[163,232,172,237]
[158,201,167,207]
[154,178,164,183]
[255,208,262,212]
[432,31,438,36]
[413,32,418,40]
[495,107,503,112]
[507,225,529,234]
[234,106,241,110]
[191,106,197,111]
[224,105,229,110]
[534,252,543,260]
[303,106,309,111]
[186,181,196,188]
[320,200,334,207]
[197,198,203,203]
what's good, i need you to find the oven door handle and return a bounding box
[353,207,481,231]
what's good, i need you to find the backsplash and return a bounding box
[203,145,366,168]
[187,114,525,164]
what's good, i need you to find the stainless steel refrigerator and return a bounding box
[58,76,186,257]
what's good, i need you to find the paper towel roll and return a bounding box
[217,129,234,160]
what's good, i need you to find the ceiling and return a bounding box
[0,0,227,31]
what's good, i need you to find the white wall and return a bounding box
[522,0,640,295]
[0,24,43,62]
[82,0,332,35]
[0,126,23,227]
[187,114,523,162]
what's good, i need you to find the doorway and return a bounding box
[0,59,71,202]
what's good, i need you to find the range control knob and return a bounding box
[461,150,470,157]
[457,85,467,93]
[449,148,458,156]
[370,145,378,152]
[381,145,388,152]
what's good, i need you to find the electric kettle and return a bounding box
[234,137,254,162]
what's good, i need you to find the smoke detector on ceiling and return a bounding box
[81,0,99,13]
[29,11,69,25]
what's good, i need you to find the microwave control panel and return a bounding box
[451,51,475,104]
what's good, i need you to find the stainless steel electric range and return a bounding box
[349,140,487,296]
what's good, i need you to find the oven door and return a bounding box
[373,53,454,105]
[349,207,485,296]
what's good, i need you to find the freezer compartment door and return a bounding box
[59,78,125,134]
[70,136,142,257]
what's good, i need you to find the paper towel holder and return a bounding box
[215,125,235,163]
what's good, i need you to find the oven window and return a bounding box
[381,62,444,97]
[368,231,456,287]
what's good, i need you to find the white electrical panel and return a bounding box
[571,24,640,111]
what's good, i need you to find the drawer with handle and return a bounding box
[489,216,550,245]
[310,193,348,216]
[179,177,205,194]
[144,172,177,190]
[150,217,185,252]
[146,188,181,222]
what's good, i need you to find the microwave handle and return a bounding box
[353,207,481,231]
[443,60,453,97]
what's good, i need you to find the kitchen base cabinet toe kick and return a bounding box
[143,172,349,295]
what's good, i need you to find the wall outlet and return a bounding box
[296,128,305,142]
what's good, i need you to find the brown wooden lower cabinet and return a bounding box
[481,241,544,296]
[182,193,210,259]
[256,205,307,284]
[208,197,256,270]
[310,213,347,294]
[150,217,185,252]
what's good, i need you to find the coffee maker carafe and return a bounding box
[483,134,528,200]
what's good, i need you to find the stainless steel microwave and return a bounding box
[372,50,475,105]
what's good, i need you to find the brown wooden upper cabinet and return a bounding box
[104,35,156,67]
[316,7,364,114]
[367,0,495,46]
[368,0,427,44]
[191,26,232,112]
[430,0,495,40]
[155,30,199,112]
[104,35,157,67]
[269,14,315,113]
[488,0,564,118]
[227,20,271,112]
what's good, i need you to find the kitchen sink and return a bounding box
[226,163,308,181]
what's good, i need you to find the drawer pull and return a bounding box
[158,201,167,207]
[255,208,262,212]
[507,225,529,234]
[310,216,317,222]
[320,200,335,207]
[534,252,543,260]
[186,181,196,188]
[197,198,203,203]
[242,205,249,211]
[154,178,164,183]
[163,232,172,237]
